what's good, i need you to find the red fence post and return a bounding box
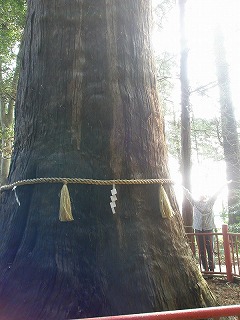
[222,224,233,282]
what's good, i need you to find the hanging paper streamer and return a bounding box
[12,186,20,206]
[159,184,173,218]
[59,183,74,221]
[110,184,117,214]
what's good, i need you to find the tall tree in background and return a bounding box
[215,27,240,226]
[179,0,193,232]
[0,58,18,184]
[0,1,216,319]
[0,0,26,184]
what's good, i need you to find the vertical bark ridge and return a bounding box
[106,0,125,179]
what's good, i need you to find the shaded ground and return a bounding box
[206,277,240,305]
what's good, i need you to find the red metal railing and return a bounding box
[75,224,240,320]
[80,305,240,320]
[186,224,240,282]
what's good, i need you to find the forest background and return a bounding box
[1,0,240,229]
[153,0,240,229]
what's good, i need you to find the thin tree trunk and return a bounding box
[0,1,216,319]
[179,0,193,233]
[215,27,240,225]
[0,56,18,185]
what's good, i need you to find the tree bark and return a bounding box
[179,0,193,233]
[0,1,216,319]
[215,27,240,225]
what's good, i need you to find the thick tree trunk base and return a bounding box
[0,184,217,319]
[0,1,217,319]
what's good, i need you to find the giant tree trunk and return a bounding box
[179,0,193,233]
[0,1,216,319]
[215,28,240,225]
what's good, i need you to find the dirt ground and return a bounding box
[205,277,240,306]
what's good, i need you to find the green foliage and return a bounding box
[153,0,176,30]
[191,117,224,161]
[155,51,181,159]
[219,205,229,225]
[155,52,225,162]
[0,65,17,103]
[0,0,26,179]
[0,0,26,60]
[228,223,240,233]
[156,52,176,111]
[0,0,26,99]
[156,56,224,162]
[0,125,14,155]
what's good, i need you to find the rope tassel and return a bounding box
[59,183,74,222]
[159,184,173,218]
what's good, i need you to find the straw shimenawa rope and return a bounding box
[0,177,174,190]
[0,177,174,222]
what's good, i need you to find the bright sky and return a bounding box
[186,0,240,119]
[152,0,240,225]
[153,0,240,119]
